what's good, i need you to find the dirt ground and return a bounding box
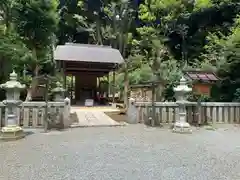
[104,111,127,122]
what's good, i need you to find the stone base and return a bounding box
[0,126,25,141]
[172,121,192,134]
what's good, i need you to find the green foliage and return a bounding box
[1,0,240,102]
[128,0,187,100]
[13,0,59,50]
[10,0,59,79]
[233,88,240,102]
[57,0,90,44]
[53,0,240,102]
[188,93,211,102]
[0,29,33,83]
[130,64,152,84]
[0,31,32,63]
[194,0,213,11]
[138,0,187,24]
[200,15,240,101]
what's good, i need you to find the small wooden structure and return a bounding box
[130,84,152,101]
[130,78,165,101]
[130,77,164,126]
[184,70,219,96]
[130,83,165,101]
[54,43,124,105]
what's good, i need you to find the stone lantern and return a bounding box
[51,82,65,101]
[173,76,192,133]
[0,71,26,140]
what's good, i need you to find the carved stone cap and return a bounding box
[174,76,192,93]
[0,71,26,90]
[52,82,65,93]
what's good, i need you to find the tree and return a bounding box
[200,15,240,101]
[0,30,33,79]
[105,0,136,108]
[0,0,16,33]
[132,0,188,100]
[12,0,59,101]
[57,0,91,44]
[2,0,240,103]
[0,0,33,84]
[76,0,136,107]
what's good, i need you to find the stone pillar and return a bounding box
[63,97,71,128]
[52,82,65,102]
[173,76,192,134]
[126,98,138,124]
[0,71,26,141]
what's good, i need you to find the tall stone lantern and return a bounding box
[0,71,26,140]
[173,76,192,133]
[51,82,65,102]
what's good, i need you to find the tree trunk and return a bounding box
[123,63,129,109]
[25,66,39,101]
[155,84,163,101]
[122,32,129,110]
[25,78,38,101]
[96,18,103,45]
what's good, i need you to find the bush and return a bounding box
[188,93,211,102]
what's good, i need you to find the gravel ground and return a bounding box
[1,125,240,180]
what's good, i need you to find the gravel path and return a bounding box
[1,125,240,180]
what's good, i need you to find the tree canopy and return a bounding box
[1,0,240,102]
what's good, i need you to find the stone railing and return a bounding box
[127,101,240,125]
[0,100,71,128]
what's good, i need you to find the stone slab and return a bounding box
[70,108,125,127]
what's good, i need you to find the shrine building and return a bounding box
[54,43,124,105]
[184,70,219,97]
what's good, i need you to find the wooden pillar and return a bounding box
[75,75,80,102]
[62,61,66,90]
[112,71,116,103]
[70,75,73,101]
[74,74,77,104]
[64,78,67,93]
[107,73,110,99]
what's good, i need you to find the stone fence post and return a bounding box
[63,97,71,128]
[126,98,138,124]
[52,82,71,128]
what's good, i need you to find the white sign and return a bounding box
[85,99,94,107]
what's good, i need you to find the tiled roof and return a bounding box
[54,43,124,64]
[185,71,219,82]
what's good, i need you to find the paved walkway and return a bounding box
[70,107,123,127]
[1,125,240,180]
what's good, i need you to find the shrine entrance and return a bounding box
[54,43,123,106]
[66,73,103,105]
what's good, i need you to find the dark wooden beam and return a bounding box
[66,71,108,76]
[65,61,116,70]
[66,67,111,72]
